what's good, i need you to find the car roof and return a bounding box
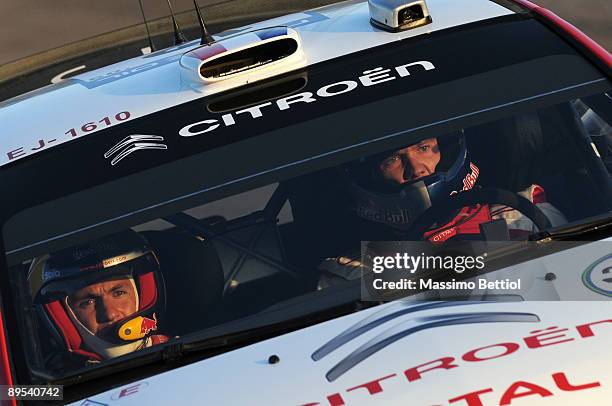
[0,0,513,167]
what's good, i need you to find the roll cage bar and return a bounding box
[163,183,300,297]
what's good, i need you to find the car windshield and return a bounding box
[1,14,611,385]
[4,90,612,381]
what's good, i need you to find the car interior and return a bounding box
[13,94,612,373]
[142,96,612,335]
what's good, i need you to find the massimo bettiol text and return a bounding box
[360,241,526,301]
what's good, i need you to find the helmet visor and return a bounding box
[345,133,465,194]
[35,251,158,305]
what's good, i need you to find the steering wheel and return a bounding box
[403,188,553,241]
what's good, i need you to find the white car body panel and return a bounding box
[0,0,512,167]
[69,241,612,405]
[69,304,612,406]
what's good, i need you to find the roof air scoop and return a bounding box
[369,0,432,32]
[180,26,306,86]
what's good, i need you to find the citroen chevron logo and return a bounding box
[312,300,539,382]
[104,134,167,166]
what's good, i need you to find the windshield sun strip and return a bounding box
[4,77,609,260]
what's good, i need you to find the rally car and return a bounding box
[0,0,611,404]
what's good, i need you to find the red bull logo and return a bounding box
[450,162,480,195]
[463,162,480,190]
[140,314,158,334]
[119,313,158,341]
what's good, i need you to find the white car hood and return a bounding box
[70,242,612,406]
[70,302,612,405]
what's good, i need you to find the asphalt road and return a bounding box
[0,0,610,66]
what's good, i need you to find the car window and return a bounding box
[4,90,612,381]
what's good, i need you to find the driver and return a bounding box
[28,230,168,370]
[318,131,566,288]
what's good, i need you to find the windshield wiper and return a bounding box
[56,280,366,396]
[533,212,612,241]
[53,213,612,397]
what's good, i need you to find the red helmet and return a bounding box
[28,230,165,361]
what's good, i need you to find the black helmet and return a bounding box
[340,131,480,230]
